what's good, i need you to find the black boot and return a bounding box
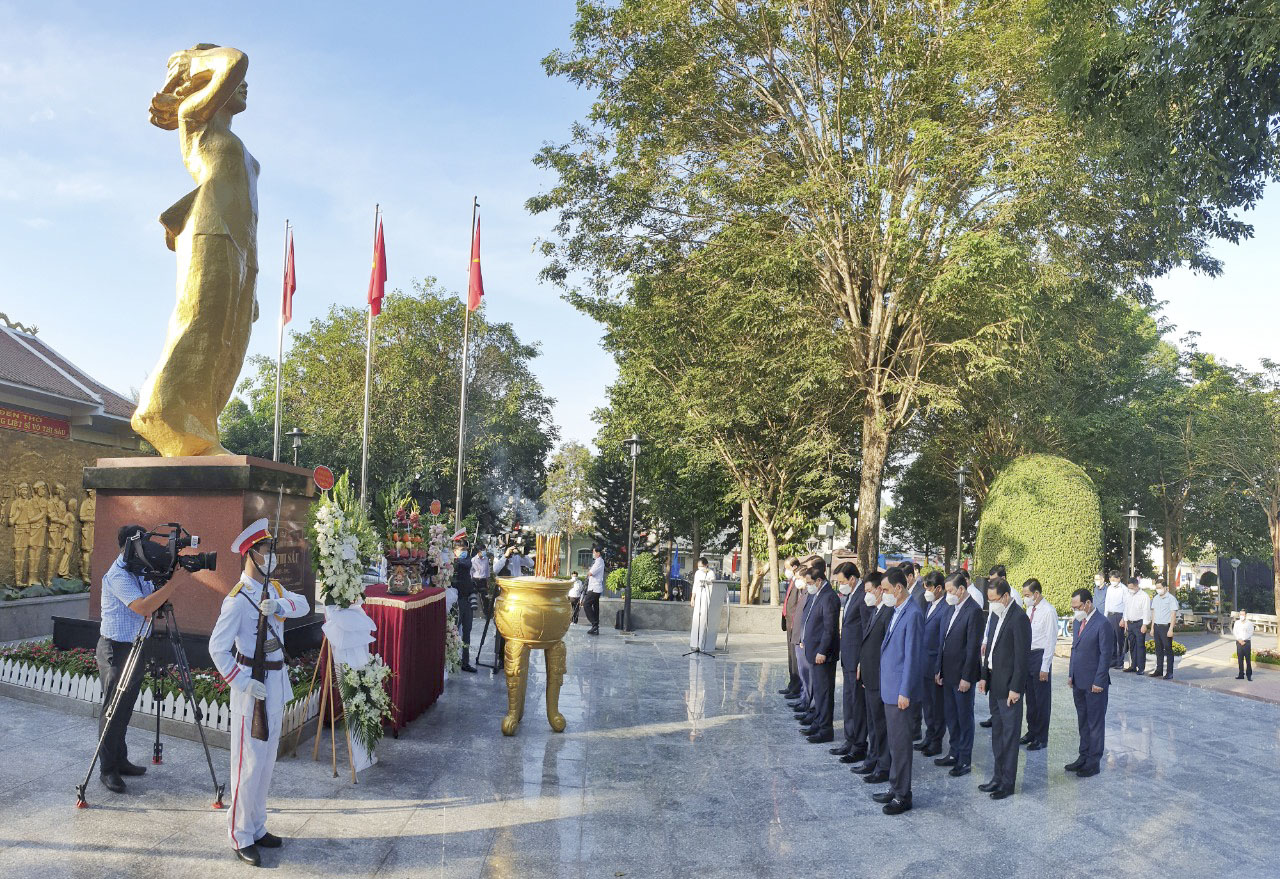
[460,647,477,673]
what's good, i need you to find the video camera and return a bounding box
[123,523,217,585]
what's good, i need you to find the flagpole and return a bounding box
[273,219,289,462]
[454,196,478,534]
[360,205,379,507]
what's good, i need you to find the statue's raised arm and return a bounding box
[133,44,260,458]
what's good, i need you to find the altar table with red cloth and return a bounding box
[362,584,446,732]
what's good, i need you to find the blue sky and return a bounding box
[0,1,1275,456]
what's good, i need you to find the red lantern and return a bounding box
[429,499,442,516]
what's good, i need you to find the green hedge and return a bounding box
[975,454,1102,613]
[605,552,664,599]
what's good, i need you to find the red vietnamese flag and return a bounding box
[467,217,484,312]
[368,216,387,316]
[281,230,296,325]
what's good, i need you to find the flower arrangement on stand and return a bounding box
[313,472,394,767]
[427,523,452,591]
[444,610,463,674]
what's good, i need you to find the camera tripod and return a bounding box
[474,587,504,675]
[75,601,225,809]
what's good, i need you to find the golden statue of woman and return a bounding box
[132,44,259,457]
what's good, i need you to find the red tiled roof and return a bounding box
[0,326,135,421]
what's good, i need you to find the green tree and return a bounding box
[539,441,594,561]
[225,282,557,534]
[589,448,645,568]
[531,0,1168,567]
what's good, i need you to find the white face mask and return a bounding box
[864,592,878,607]
[805,583,817,595]
[1024,594,1035,607]
[991,600,1008,618]
[1157,587,1167,595]
[924,590,936,603]
[253,550,278,577]
[881,593,897,608]
[1073,609,1087,621]
[838,583,852,596]
[945,592,960,606]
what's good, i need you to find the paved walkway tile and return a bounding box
[1,628,1277,877]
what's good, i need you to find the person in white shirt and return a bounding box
[1233,610,1254,681]
[1103,570,1127,669]
[1119,577,1152,673]
[1020,579,1058,750]
[568,571,584,624]
[1149,580,1179,679]
[689,557,717,652]
[584,547,606,635]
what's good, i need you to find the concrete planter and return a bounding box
[597,596,785,640]
[0,592,89,643]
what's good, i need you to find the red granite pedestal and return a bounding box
[82,456,316,636]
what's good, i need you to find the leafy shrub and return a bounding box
[1254,650,1280,666]
[1144,639,1187,656]
[605,552,664,599]
[975,454,1102,614]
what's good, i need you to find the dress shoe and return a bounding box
[1236,674,1245,680]
[1063,758,1086,772]
[829,745,850,756]
[912,741,927,751]
[588,627,599,635]
[119,761,147,777]
[839,753,861,764]
[990,788,1013,800]
[871,791,895,804]
[1123,667,1137,673]
[99,772,126,794]
[778,686,796,695]
[863,770,890,785]
[1075,766,1100,778]
[921,744,942,757]
[800,726,820,737]
[882,797,912,815]
[807,731,835,744]
[1164,675,1173,680]
[234,844,261,866]
[1018,733,1033,745]
[979,718,993,728]
[850,762,875,775]
[1247,675,1252,681]
[934,755,957,767]
[461,662,478,673]
[948,764,971,777]
[1026,741,1046,751]
[1148,672,1162,677]
[847,749,867,762]
[978,780,1000,793]
[254,831,282,849]
[786,698,806,709]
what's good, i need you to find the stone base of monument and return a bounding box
[74,456,319,638]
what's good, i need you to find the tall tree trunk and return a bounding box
[1163,520,1174,584]
[691,519,702,574]
[856,404,891,571]
[765,519,780,607]
[741,499,750,599]
[1270,509,1280,652]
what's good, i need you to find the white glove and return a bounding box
[232,677,267,700]
[259,597,280,616]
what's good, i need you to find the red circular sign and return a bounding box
[313,465,336,492]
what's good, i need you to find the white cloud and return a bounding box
[21,217,52,229]
[27,107,55,122]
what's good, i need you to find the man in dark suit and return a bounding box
[851,572,890,782]
[779,559,803,698]
[978,577,1030,799]
[1066,587,1113,778]
[936,571,982,777]
[977,571,998,730]
[830,562,868,763]
[916,571,949,757]
[799,559,840,743]
[874,567,923,815]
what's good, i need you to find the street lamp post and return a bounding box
[622,435,641,635]
[1126,508,1144,579]
[286,427,308,467]
[1230,557,1241,613]
[955,465,968,571]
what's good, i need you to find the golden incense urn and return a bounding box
[494,575,571,735]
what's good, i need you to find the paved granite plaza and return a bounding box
[1,626,1277,878]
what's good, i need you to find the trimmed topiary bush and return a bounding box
[605,552,664,599]
[975,454,1102,614]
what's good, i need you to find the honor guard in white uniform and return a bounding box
[209,518,310,867]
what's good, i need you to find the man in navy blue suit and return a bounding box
[874,567,923,815]
[915,571,949,758]
[830,562,868,763]
[852,572,890,782]
[799,559,841,743]
[1066,587,1113,778]
[935,571,983,776]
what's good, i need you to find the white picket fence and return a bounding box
[0,658,321,737]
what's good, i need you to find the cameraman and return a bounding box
[95,524,181,793]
